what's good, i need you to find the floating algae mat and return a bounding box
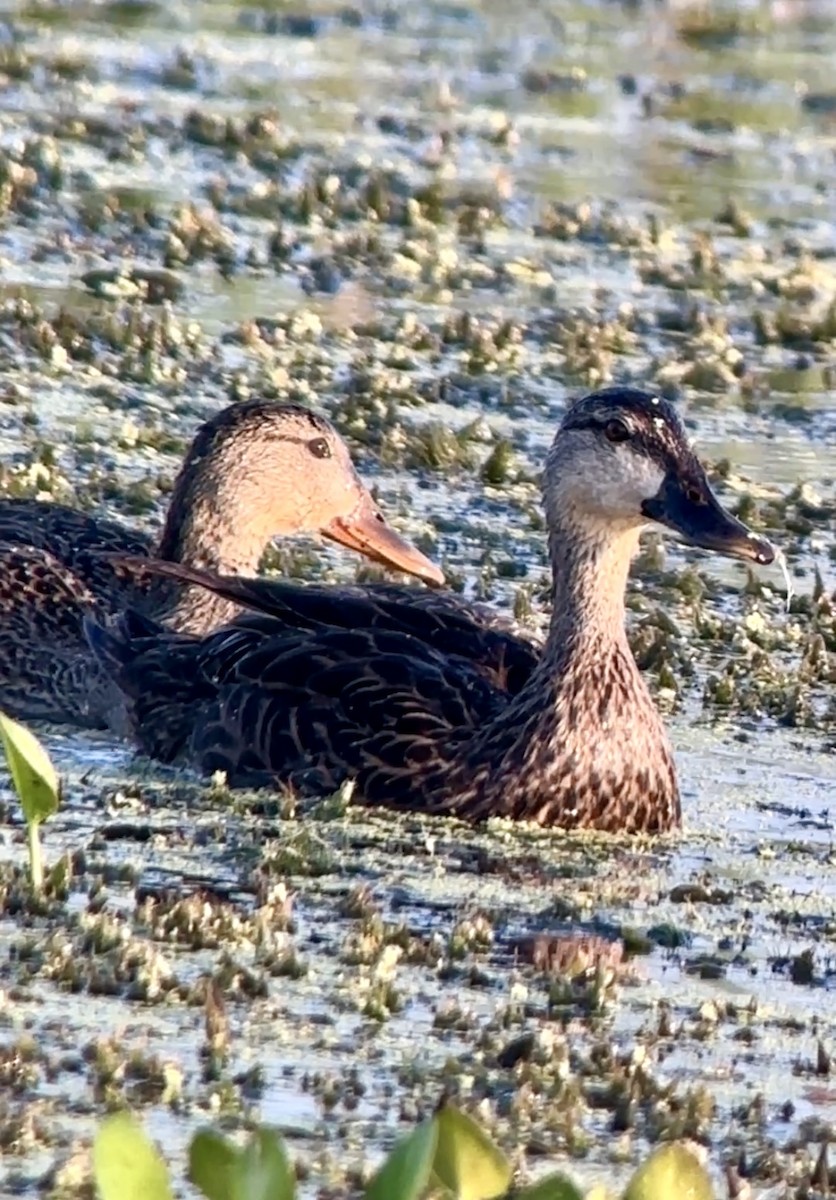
[2,0,836,1195]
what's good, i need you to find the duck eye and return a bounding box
[684,484,706,505]
[308,437,331,459]
[603,419,631,444]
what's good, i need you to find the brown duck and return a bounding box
[0,400,442,729]
[86,387,775,833]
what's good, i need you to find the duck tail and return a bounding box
[92,553,298,621]
[83,609,209,764]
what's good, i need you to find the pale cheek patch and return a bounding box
[591,455,665,515]
[631,456,666,504]
[546,433,666,522]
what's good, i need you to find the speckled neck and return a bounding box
[149,439,277,634]
[543,515,640,668]
[409,514,679,832]
[152,518,261,635]
[150,523,257,635]
[155,472,271,577]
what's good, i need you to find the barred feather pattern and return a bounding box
[89,524,678,833]
[0,401,449,729]
[87,385,771,834]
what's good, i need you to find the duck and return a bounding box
[85,386,775,833]
[0,399,443,729]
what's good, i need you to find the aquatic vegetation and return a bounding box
[92,1105,714,1200]
[1,0,835,1194]
[0,709,60,894]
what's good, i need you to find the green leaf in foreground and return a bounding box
[431,1105,512,1200]
[235,1128,295,1200]
[93,1111,173,1200]
[623,1142,714,1200]
[364,1117,438,1200]
[0,709,61,893]
[513,1173,586,1199]
[0,708,60,825]
[188,1130,239,1200]
[188,1126,295,1200]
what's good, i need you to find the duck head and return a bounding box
[160,400,445,586]
[546,386,775,566]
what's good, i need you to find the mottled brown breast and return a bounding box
[408,640,680,834]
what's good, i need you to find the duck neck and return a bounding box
[152,474,271,633]
[544,513,639,668]
[156,484,267,576]
[418,512,676,831]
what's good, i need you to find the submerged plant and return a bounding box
[0,709,61,894]
[91,1104,714,1200]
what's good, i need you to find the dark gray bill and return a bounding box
[641,472,775,565]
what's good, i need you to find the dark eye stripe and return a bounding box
[561,412,684,468]
[562,414,629,436]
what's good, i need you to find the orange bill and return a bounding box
[321,496,444,588]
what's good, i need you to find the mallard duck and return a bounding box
[0,400,442,729]
[86,387,775,832]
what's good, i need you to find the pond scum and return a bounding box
[1,711,714,1198]
[2,0,836,1197]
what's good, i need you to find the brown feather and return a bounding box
[0,400,454,728]
[89,387,774,833]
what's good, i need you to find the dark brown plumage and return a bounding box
[87,387,776,832]
[0,400,443,728]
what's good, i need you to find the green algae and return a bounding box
[0,0,835,1196]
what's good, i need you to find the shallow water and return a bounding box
[1,0,836,1196]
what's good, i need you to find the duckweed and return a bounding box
[0,0,834,1195]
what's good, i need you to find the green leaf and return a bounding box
[365,1118,438,1200]
[188,1127,295,1200]
[188,1130,239,1200]
[623,1143,714,1200]
[513,1173,586,1200]
[431,1105,512,1200]
[93,1111,173,1200]
[237,1128,295,1200]
[0,709,60,826]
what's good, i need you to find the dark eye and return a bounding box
[308,437,331,459]
[604,419,631,444]
[684,484,706,505]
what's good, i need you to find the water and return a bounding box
[1,0,836,1195]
